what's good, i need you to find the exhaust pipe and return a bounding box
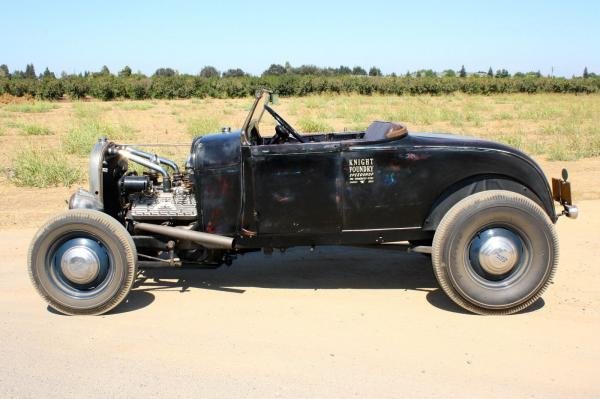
[134,223,234,249]
[125,147,180,174]
[116,149,172,192]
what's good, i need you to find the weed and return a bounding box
[20,124,53,136]
[304,96,326,109]
[72,102,105,119]
[187,117,220,137]
[465,112,482,127]
[114,102,154,111]
[524,137,547,155]
[518,107,562,120]
[64,120,136,155]
[298,117,333,132]
[495,133,524,150]
[11,148,83,187]
[347,123,369,132]
[287,103,298,116]
[496,112,513,120]
[4,102,58,113]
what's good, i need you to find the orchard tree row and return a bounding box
[0,63,598,100]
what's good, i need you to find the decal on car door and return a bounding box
[347,158,375,184]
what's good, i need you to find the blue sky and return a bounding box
[2,0,598,77]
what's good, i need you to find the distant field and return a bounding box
[0,93,599,187]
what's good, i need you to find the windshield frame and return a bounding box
[241,89,271,145]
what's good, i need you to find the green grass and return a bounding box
[20,123,53,136]
[4,102,58,113]
[2,94,600,169]
[72,102,106,119]
[187,117,220,137]
[11,148,83,187]
[64,120,137,155]
[546,126,600,161]
[496,112,513,120]
[494,133,525,151]
[298,117,333,133]
[304,96,328,109]
[114,102,154,111]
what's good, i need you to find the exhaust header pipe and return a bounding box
[125,147,180,174]
[116,149,172,192]
[134,223,234,249]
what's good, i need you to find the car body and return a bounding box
[28,90,577,315]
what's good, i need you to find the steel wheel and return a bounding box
[432,190,558,315]
[29,210,137,315]
[47,235,113,299]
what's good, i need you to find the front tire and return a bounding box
[28,209,137,315]
[432,190,558,315]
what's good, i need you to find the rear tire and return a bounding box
[28,209,137,315]
[432,190,558,315]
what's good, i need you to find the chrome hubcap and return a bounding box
[469,228,523,280]
[53,237,110,288]
[478,235,519,275]
[60,246,100,284]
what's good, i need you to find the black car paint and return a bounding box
[190,130,555,248]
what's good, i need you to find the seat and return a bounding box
[363,121,408,142]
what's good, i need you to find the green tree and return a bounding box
[99,65,111,75]
[200,66,220,78]
[487,67,493,77]
[583,67,589,79]
[337,65,352,75]
[24,63,36,79]
[118,66,132,77]
[42,67,56,79]
[495,68,510,78]
[262,64,287,76]
[368,66,382,76]
[352,66,367,75]
[0,64,9,78]
[420,69,437,77]
[442,69,456,77]
[222,68,246,77]
[295,65,320,75]
[154,68,177,77]
[459,65,466,78]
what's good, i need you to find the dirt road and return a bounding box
[1,201,599,398]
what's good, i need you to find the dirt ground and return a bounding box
[0,199,598,398]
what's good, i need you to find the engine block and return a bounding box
[130,189,197,220]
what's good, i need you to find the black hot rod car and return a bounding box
[28,90,577,315]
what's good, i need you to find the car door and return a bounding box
[249,142,342,236]
[341,142,427,231]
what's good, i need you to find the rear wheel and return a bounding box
[28,209,137,315]
[432,190,558,315]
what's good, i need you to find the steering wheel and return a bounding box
[265,104,305,143]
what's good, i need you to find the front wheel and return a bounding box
[28,209,137,315]
[432,190,558,315]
